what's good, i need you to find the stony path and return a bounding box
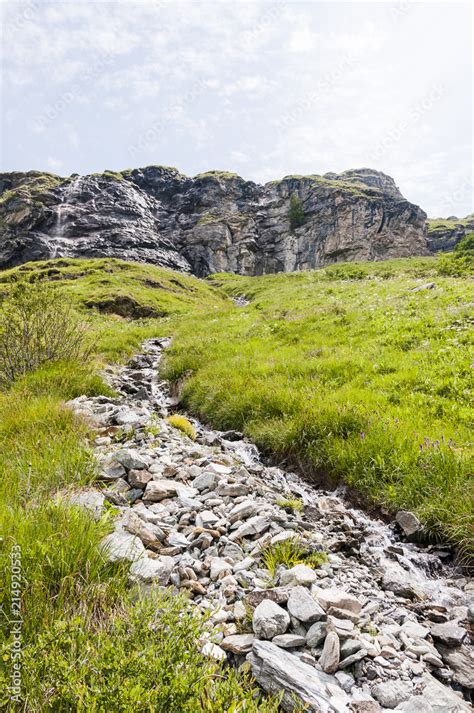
[68,339,473,712]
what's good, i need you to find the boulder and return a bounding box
[248,640,350,712]
[252,599,290,640]
[287,586,325,623]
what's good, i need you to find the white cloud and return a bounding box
[1,0,471,217]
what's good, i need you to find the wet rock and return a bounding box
[252,599,290,639]
[395,510,423,540]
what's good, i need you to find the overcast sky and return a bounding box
[1,0,472,217]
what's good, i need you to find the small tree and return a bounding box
[0,280,91,386]
[289,193,305,231]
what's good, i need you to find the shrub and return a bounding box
[0,281,91,386]
[289,193,305,230]
[454,231,474,256]
[261,537,327,579]
[275,496,304,512]
[0,590,279,712]
[166,414,197,440]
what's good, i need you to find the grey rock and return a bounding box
[1,167,430,275]
[421,672,471,712]
[101,530,145,563]
[248,640,350,712]
[287,586,325,623]
[252,599,290,640]
[221,633,254,654]
[338,648,368,668]
[280,564,317,587]
[313,587,362,615]
[320,631,340,673]
[395,510,423,540]
[306,621,328,648]
[114,449,148,471]
[435,644,474,688]
[129,555,174,584]
[371,680,413,709]
[229,515,270,541]
[192,471,218,492]
[272,634,306,649]
[395,698,433,713]
[430,621,467,648]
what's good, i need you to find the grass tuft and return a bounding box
[166,414,197,440]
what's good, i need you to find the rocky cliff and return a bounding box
[426,215,474,253]
[0,166,429,275]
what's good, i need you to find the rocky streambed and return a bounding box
[68,339,473,712]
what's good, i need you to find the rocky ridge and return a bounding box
[426,215,474,253]
[67,339,473,712]
[0,167,429,275]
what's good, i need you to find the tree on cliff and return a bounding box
[289,194,305,231]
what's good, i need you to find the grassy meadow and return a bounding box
[162,256,473,558]
[0,259,277,711]
[0,252,472,707]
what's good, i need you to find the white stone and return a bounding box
[280,564,317,587]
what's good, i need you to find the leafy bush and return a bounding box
[454,231,474,255]
[289,193,305,230]
[0,590,279,712]
[0,281,91,386]
[166,414,197,440]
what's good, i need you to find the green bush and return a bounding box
[454,231,474,256]
[0,590,279,712]
[0,281,92,386]
[289,193,305,230]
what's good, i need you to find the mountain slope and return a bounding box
[0,166,429,274]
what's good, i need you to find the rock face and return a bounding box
[426,215,474,253]
[0,166,430,274]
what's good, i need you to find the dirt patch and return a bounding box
[85,295,165,319]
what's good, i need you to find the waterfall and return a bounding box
[50,176,82,257]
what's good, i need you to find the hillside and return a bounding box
[0,254,472,710]
[0,166,429,274]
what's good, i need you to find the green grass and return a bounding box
[0,252,472,706]
[261,538,328,580]
[427,215,474,234]
[0,263,277,710]
[161,255,473,559]
[166,414,197,440]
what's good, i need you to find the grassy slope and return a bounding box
[0,253,472,705]
[0,260,277,711]
[162,257,473,558]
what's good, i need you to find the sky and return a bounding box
[0,0,472,218]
